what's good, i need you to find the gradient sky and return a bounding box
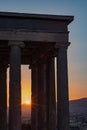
[1,0,87,102]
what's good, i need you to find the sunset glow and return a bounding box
[21,66,31,105]
[25,100,31,105]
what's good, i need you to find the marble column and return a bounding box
[31,66,38,130]
[37,63,47,130]
[0,63,7,130]
[46,57,56,130]
[57,47,69,130]
[9,41,24,130]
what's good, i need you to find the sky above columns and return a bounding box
[1,0,87,101]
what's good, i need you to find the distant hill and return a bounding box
[69,98,87,116]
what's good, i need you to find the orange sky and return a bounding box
[21,66,31,104]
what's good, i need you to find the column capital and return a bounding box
[55,42,70,49]
[29,63,38,70]
[8,40,25,48]
[0,62,8,70]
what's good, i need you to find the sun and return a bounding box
[25,100,31,105]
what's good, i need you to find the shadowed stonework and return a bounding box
[0,12,73,130]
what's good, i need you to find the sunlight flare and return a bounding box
[25,100,31,105]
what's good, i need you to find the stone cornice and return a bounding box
[8,40,25,48]
[0,11,74,24]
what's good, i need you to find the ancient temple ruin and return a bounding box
[0,12,73,130]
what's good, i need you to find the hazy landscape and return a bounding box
[6,98,87,127]
[69,98,87,115]
[7,98,87,125]
[21,98,87,124]
[6,98,87,130]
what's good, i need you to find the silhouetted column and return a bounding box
[0,63,7,130]
[46,57,56,130]
[31,66,38,130]
[57,47,69,130]
[9,41,24,130]
[37,63,47,130]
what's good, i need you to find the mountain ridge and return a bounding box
[69,97,87,115]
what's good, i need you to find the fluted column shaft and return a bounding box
[9,41,23,130]
[46,57,56,130]
[57,47,69,130]
[37,63,47,130]
[31,66,38,130]
[0,64,7,130]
